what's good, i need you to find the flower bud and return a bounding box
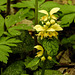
[46,21,50,25]
[41,56,46,61]
[50,19,55,24]
[47,56,52,61]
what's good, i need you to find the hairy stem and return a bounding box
[34,0,38,45]
[41,61,46,75]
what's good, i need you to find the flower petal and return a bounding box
[40,16,48,21]
[50,23,63,31]
[51,15,57,20]
[47,28,55,31]
[50,7,60,15]
[33,25,45,31]
[34,45,43,51]
[39,10,48,15]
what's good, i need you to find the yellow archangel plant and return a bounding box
[33,7,63,39]
[34,45,52,61]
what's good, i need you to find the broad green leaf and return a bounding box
[40,1,60,11]
[2,61,26,75]
[8,28,21,36]
[60,5,75,14]
[41,38,59,57]
[5,8,29,28]
[10,24,33,30]
[12,0,45,8]
[61,13,75,27]
[0,0,13,5]
[40,1,75,14]
[8,24,33,36]
[11,31,35,54]
[0,6,6,11]
[61,35,75,45]
[26,57,40,68]
[24,56,38,70]
[0,15,4,36]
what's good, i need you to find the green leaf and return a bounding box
[8,28,21,36]
[2,61,26,75]
[61,13,75,27]
[39,60,55,69]
[41,38,59,57]
[61,35,75,45]
[68,0,72,5]
[44,70,63,75]
[73,45,75,49]
[10,24,33,30]
[24,57,38,70]
[5,8,29,28]
[25,10,34,19]
[26,57,40,68]
[34,70,62,75]
[11,30,35,54]
[0,37,21,63]
[12,0,45,8]
[0,15,4,36]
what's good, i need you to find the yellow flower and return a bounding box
[39,7,60,20]
[33,23,63,32]
[34,45,44,57]
[46,21,50,25]
[47,56,52,61]
[50,19,55,24]
[47,23,63,31]
[41,56,46,61]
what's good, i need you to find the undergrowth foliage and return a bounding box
[0,0,75,75]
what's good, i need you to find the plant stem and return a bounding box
[41,61,46,75]
[35,0,38,25]
[34,0,38,45]
[7,0,11,15]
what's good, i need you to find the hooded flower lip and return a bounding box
[33,23,63,32]
[33,25,45,31]
[39,7,60,20]
[47,23,63,31]
[34,45,44,57]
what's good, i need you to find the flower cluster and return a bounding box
[34,45,52,61]
[33,7,63,39]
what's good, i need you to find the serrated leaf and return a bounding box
[0,15,4,36]
[5,8,29,28]
[2,61,26,75]
[61,13,75,27]
[26,57,40,68]
[12,0,45,8]
[11,30,35,54]
[10,24,33,30]
[0,37,21,63]
[8,28,21,36]
[41,38,59,57]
